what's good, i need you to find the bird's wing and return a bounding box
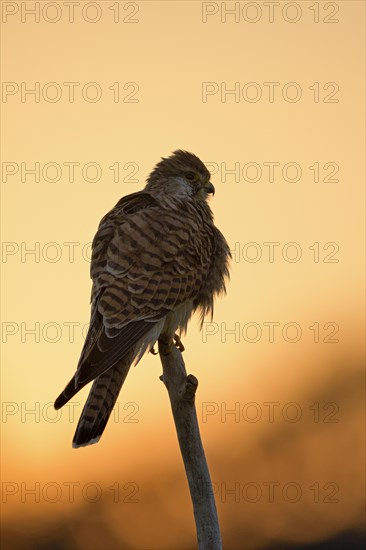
[70,192,213,389]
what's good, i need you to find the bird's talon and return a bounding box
[174,334,185,352]
[150,346,158,355]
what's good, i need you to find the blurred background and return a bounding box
[1,1,365,548]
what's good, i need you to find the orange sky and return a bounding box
[1,1,365,548]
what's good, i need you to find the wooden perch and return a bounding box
[158,340,222,550]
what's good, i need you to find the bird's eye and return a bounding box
[186,172,196,181]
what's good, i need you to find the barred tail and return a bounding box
[72,360,131,448]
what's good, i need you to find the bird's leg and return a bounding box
[158,336,174,355]
[174,333,185,352]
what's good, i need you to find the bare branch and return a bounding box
[159,340,222,550]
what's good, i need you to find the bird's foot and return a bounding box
[157,335,185,355]
[162,340,174,355]
[174,333,185,352]
[150,346,158,355]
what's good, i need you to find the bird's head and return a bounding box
[145,150,215,201]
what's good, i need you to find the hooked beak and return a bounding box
[204,182,215,196]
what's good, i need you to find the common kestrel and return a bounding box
[54,150,230,447]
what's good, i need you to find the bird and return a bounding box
[54,150,230,448]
